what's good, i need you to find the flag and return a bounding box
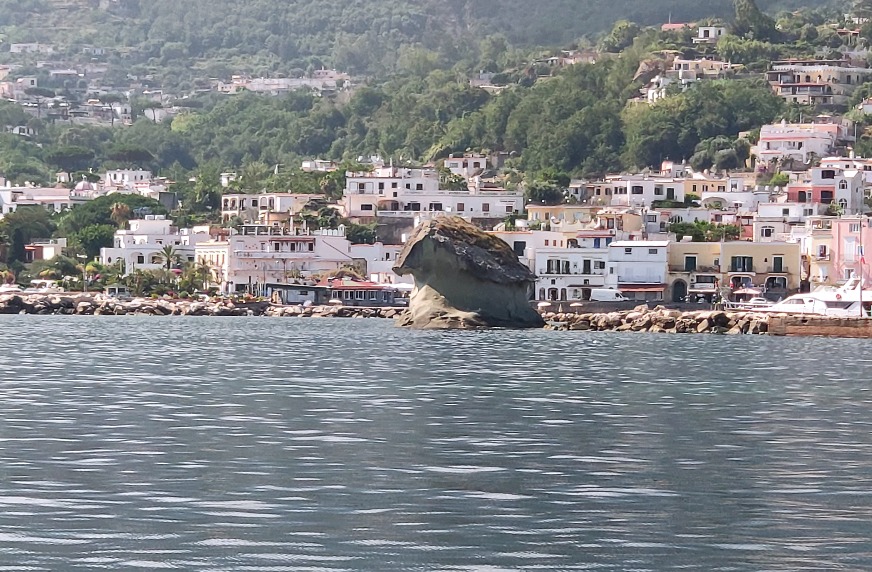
[861,245,866,265]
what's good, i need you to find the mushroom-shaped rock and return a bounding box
[392,217,544,329]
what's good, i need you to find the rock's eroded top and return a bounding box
[393,216,535,284]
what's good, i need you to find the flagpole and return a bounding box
[861,216,865,317]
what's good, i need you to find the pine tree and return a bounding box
[733,0,778,42]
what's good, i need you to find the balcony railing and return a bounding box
[764,266,789,274]
[668,265,720,273]
[537,269,607,277]
[728,267,756,273]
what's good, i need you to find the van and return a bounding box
[590,288,629,302]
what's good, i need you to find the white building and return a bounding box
[445,153,489,180]
[531,235,611,302]
[0,186,85,216]
[693,26,726,44]
[605,240,670,301]
[595,175,686,208]
[220,193,325,223]
[194,224,354,294]
[752,120,846,166]
[342,165,523,219]
[349,243,410,286]
[99,216,210,273]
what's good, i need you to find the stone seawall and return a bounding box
[0,293,404,319]
[11,293,872,337]
[541,305,771,335]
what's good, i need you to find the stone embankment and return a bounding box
[0,294,772,334]
[540,305,771,335]
[0,293,404,319]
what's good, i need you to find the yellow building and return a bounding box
[667,241,803,302]
[667,242,722,302]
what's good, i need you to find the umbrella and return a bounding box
[329,298,343,305]
[537,301,552,308]
[570,302,584,307]
[733,288,761,296]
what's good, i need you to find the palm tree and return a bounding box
[159,245,180,270]
[110,202,132,228]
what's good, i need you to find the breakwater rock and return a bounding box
[541,305,771,335]
[0,293,405,319]
[393,217,544,329]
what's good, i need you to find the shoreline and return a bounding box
[2,293,868,337]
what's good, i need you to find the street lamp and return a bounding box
[76,254,88,292]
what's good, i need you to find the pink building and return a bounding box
[830,217,872,284]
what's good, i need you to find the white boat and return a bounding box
[752,276,872,317]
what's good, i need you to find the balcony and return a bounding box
[668,265,720,273]
[538,269,607,277]
[764,266,789,274]
[728,267,756,274]
[234,251,315,259]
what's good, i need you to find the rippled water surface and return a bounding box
[0,316,871,570]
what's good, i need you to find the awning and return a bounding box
[618,285,666,292]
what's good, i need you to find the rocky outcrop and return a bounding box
[392,217,545,329]
[541,305,770,335]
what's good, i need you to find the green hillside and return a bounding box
[0,0,837,79]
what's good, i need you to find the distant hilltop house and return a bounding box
[216,69,352,96]
[693,26,727,45]
[9,43,54,54]
[766,58,872,107]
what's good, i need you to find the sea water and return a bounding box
[0,315,870,570]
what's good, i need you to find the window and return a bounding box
[646,215,657,222]
[850,223,861,233]
[648,248,658,255]
[378,182,384,190]
[360,204,374,211]
[631,185,644,195]
[761,226,775,238]
[654,187,664,196]
[392,182,398,188]
[416,183,423,191]
[685,256,697,271]
[782,209,790,216]
[136,255,144,264]
[505,205,513,213]
[482,203,490,213]
[624,247,633,254]
[512,241,526,256]
[595,261,606,270]
[821,170,836,179]
[456,202,465,212]
[730,256,754,272]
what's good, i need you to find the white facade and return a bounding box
[753,121,841,165]
[99,216,210,273]
[693,26,726,44]
[194,225,354,293]
[101,169,153,189]
[221,193,325,223]
[532,236,611,302]
[0,186,84,216]
[343,165,523,219]
[445,153,489,180]
[607,176,686,208]
[606,240,670,300]
[349,243,410,286]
